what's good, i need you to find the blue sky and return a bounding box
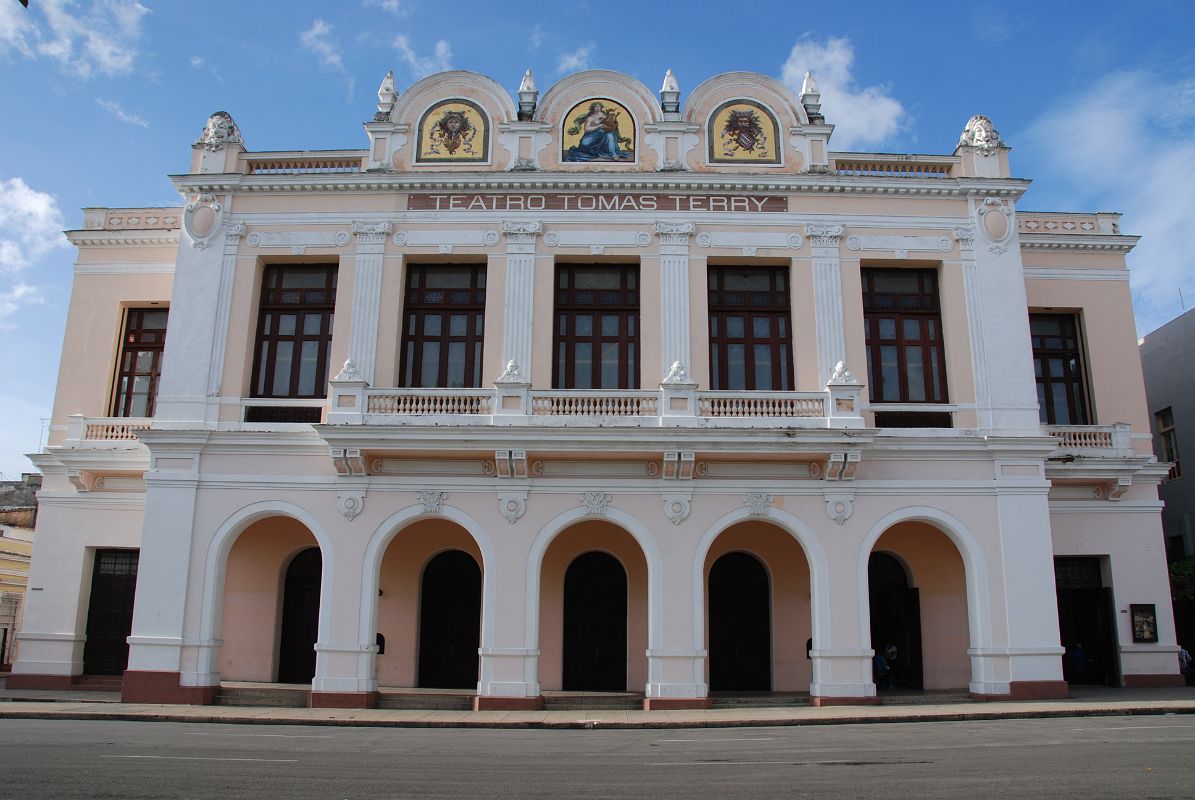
[1,0,1193,479]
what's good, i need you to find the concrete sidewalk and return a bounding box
[2,680,1195,729]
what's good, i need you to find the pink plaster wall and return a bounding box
[220,517,318,681]
[538,521,648,692]
[703,521,812,691]
[875,521,970,690]
[375,520,483,688]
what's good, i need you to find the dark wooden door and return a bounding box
[82,549,139,675]
[1055,557,1119,686]
[709,551,771,691]
[563,552,627,691]
[277,548,321,684]
[418,550,482,689]
[868,552,924,690]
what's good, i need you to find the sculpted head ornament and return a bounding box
[958,115,1003,155]
[197,111,242,151]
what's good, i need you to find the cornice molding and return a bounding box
[65,230,180,247]
[1019,233,1140,253]
[170,171,1031,200]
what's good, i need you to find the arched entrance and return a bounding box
[563,551,627,691]
[868,521,969,690]
[868,551,923,690]
[709,551,771,691]
[417,549,482,689]
[278,547,321,683]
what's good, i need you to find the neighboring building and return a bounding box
[11,68,1182,708]
[0,473,40,668]
[1141,308,1195,559]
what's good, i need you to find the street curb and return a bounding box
[2,703,1194,730]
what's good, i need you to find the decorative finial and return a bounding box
[800,72,823,122]
[662,361,694,385]
[496,360,524,383]
[333,359,363,382]
[517,69,538,122]
[196,111,242,151]
[828,360,859,385]
[659,69,680,115]
[375,70,397,121]
[958,115,1004,155]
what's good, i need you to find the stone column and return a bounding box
[203,221,244,423]
[156,194,235,425]
[122,433,214,704]
[347,222,392,385]
[806,224,847,386]
[501,221,541,383]
[656,222,694,377]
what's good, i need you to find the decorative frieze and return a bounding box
[418,490,446,514]
[579,491,613,516]
[742,493,775,516]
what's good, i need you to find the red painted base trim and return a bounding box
[1124,673,1186,688]
[308,691,378,709]
[643,697,710,710]
[121,671,217,705]
[811,695,881,707]
[473,695,544,711]
[4,673,76,691]
[971,680,1069,701]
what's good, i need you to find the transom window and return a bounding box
[399,265,486,388]
[1030,313,1090,425]
[111,308,168,417]
[862,268,948,404]
[251,265,337,398]
[553,265,639,390]
[707,266,793,390]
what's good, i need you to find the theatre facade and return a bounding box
[10,68,1183,708]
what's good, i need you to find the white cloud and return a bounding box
[780,36,905,150]
[0,283,44,330]
[364,0,410,15]
[1021,72,1195,335]
[0,178,69,273]
[97,97,148,128]
[31,0,150,78]
[0,2,37,58]
[393,35,451,79]
[530,24,544,50]
[557,43,593,74]
[300,19,345,72]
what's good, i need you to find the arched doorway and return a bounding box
[277,547,321,684]
[562,551,627,691]
[417,550,482,689]
[709,551,771,691]
[868,551,924,690]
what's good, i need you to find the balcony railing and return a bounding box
[326,375,864,430]
[1046,423,1133,454]
[63,415,151,447]
[830,153,955,179]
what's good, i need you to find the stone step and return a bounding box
[542,692,643,711]
[214,686,308,708]
[877,691,973,705]
[376,692,474,711]
[708,694,811,709]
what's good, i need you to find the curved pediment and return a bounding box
[388,70,517,170]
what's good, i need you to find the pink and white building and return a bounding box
[10,68,1182,708]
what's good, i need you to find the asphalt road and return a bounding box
[1,715,1193,799]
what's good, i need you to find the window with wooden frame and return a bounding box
[111,307,168,417]
[1157,407,1180,480]
[862,267,948,404]
[707,266,793,391]
[553,265,639,390]
[399,265,486,388]
[1029,313,1090,425]
[250,265,337,399]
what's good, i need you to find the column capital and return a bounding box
[805,223,845,250]
[351,221,392,247]
[501,220,542,246]
[655,220,694,247]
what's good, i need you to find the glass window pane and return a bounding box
[878,319,897,340]
[447,342,466,387]
[278,315,296,336]
[903,319,920,340]
[727,344,745,390]
[135,351,153,372]
[779,345,789,390]
[424,315,442,336]
[754,344,773,390]
[753,317,770,338]
[405,342,415,386]
[905,346,925,402]
[726,317,744,338]
[257,342,269,395]
[298,341,319,396]
[929,347,941,401]
[450,314,468,337]
[602,314,619,337]
[710,343,720,388]
[421,342,440,388]
[303,314,322,336]
[1052,384,1071,425]
[272,342,293,396]
[575,315,593,336]
[601,342,619,388]
[880,346,899,401]
[627,343,635,387]
[574,343,592,389]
